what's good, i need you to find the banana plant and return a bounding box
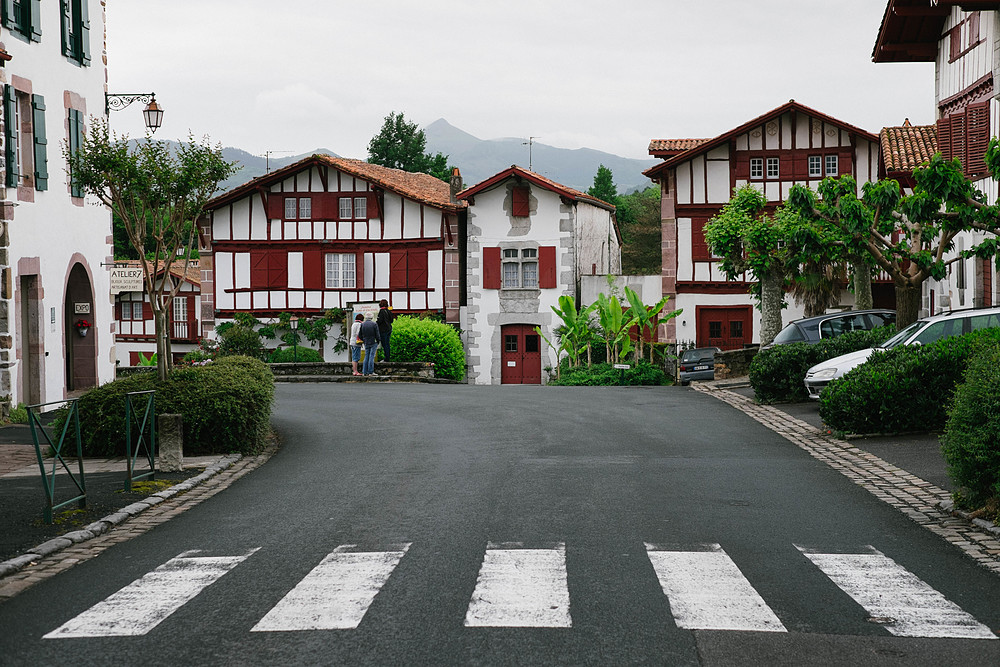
[623,287,682,363]
[594,293,637,365]
[549,295,597,368]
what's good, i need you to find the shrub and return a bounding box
[819,328,1000,435]
[182,338,219,364]
[547,361,668,386]
[749,326,895,403]
[63,356,274,457]
[218,321,265,359]
[391,316,465,380]
[941,343,1000,509]
[267,346,324,363]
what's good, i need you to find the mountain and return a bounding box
[216,147,340,193]
[423,119,658,193]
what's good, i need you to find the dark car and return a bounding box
[766,309,895,349]
[678,347,721,385]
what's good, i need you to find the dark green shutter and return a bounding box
[78,0,90,64]
[60,0,72,57]
[69,109,84,197]
[31,94,47,191]
[1,1,13,31]
[3,85,18,188]
[29,0,41,41]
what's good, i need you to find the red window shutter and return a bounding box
[266,195,284,220]
[408,249,428,289]
[302,250,324,289]
[950,27,960,61]
[368,193,381,220]
[691,218,711,261]
[142,301,153,320]
[483,247,502,289]
[389,249,408,289]
[355,251,366,289]
[512,186,530,217]
[966,102,990,176]
[936,117,952,160]
[538,246,557,288]
[250,250,270,288]
[951,113,967,167]
[970,12,981,44]
[268,251,288,288]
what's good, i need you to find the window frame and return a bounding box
[750,157,763,179]
[60,0,92,66]
[808,155,822,177]
[825,155,838,177]
[297,197,312,220]
[284,197,298,220]
[325,252,357,290]
[353,196,367,220]
[766,157,779,179]
[500,246,540,290]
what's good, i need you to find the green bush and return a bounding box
[819,328,1000,435]
[267,346,324,363]
[749,327,896,403]
[63,356,274,457]
[547,361,668,386]
[941,343,1000,509]
[218,322,265,359]
[391,315,465,380]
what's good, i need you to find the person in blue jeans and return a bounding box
[377,299,393,361]
[360,313,380,376]
[349,313,364,376]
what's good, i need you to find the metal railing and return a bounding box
[125,390,156,491]
[28,400,85,524]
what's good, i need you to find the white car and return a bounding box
[803,306,1000,399]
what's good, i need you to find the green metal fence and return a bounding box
[28,400,85,524]
[125,390,156,491]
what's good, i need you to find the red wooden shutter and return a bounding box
[950,26,961,61]
[142,301,153,320]
[302,250,324,289]
[691,218,711,261]
[966,102,990,176]
[408,249,428,289]
[538,246,557,288]
[266,195,284,220]
[268,251,288,288]
[389,249,408,289]
[367,193,381,220]
[951,113,967,167]
[483,247,502,289]
[970,11,981,44]
[250,250,270,288]
[935,117,952,161]
[512,186,530,217]
[355,251,365,289]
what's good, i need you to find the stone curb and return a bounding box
[0,453,242,580]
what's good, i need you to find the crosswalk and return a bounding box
[43,541,997,640]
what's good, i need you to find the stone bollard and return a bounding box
[158,414,184,472]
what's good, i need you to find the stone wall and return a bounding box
[713,346,759,380]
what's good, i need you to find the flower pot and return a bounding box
[77,327,90,338]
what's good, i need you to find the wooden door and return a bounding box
[500,324,542,384]
[696,306,751,350]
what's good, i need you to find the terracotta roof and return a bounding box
[880,121,937,173]
[648,138,711,157]
[118,259,201,287]
[457,165,616,212]
[206,154,465,212]
[643,100,879,179]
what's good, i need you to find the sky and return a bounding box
[105,1,935,162]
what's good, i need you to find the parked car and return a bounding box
[803,306,1000,399]
[765,309,896,349]
[678,347,721,385]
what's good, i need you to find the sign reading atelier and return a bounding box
[110,266,144,294]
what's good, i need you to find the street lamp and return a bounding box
[289,315,299,363]
[105,93,164,133]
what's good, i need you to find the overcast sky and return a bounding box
[105,1,934,162]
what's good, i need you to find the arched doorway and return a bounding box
[65,263,97,391]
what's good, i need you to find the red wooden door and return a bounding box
[500,324,541,384]
[696,306,751,350]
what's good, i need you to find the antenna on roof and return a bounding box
[522,137,539,171]
[261,150,294,173]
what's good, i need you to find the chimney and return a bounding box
[450,167,463,203]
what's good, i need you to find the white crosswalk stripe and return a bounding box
[44,549,259,638]
[252,543,410,632]
[464,542,572,628]
[798,545,996,639]
[645,543,786,632]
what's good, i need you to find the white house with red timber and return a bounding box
[459,166,620,384]
[198,155,465,358]
[644,100,882,350]
[874,1,998,313]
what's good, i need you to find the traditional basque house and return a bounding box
[874,1,997,312]
[643,100,882,350]
[459,166,621,384]
[114,260,202,367]
[198,155,465,359]
[1,0,114,415]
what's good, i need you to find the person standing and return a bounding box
[349,313,364,376]
[360,312,381,377]
[377,299,394,362]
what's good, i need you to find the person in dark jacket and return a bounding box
[377,299,394,362]
[360,313,380,376]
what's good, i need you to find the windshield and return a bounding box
[771,323,805,344]
[878,320,925,349]
[681,349,716,363]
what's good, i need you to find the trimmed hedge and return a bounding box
[391,315,465,380]
[548,361,668,386]
[63,356,274,457]
[268,346,324,363]
[941,343,1000,508]
[749,327,895,403]
[819,328,1000,435]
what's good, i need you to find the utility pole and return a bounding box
[263,150,293,173]
[522,137,539,171]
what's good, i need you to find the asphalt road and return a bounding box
[2,384,999,666]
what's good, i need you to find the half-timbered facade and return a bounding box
[874,1,998,312]
[644,100,881,350]
[114,260,201,367]
[199,155,465,359]
[459,166,620,384]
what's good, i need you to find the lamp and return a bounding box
[106,93,164,133]
[289,316,299,363]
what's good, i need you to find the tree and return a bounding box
[588,164,618,204]
[66,119,237,381]
[367,111,454,181]
[616,186,662,275]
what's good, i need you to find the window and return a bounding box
[512,186,530,217]
[68,108,84,196]
[284,198,298,220]
[709,321,722,338]
[502,248,538,289]
[250,250,288,289]
[938,101,990,177]
[325,253,356,289]
[808,156,822,177]
[172,296,189,339]
[3,86,47,191]
[825,155,838,177]
[1,0,41,42]
[766,157,779,179]
[298,197,311,220]
[354,197,367,219]
[730,320,743,339]
[339,197,353,219]
[60,0,91,66]
[505,335,518,353]
[750,158,763,179]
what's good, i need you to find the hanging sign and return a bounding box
[110,266,144,294]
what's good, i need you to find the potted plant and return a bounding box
[75,319,91,337]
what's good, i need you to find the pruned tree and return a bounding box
[66,119,237,380]
[367,111,454,181]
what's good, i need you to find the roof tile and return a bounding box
[880,123,937,172]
